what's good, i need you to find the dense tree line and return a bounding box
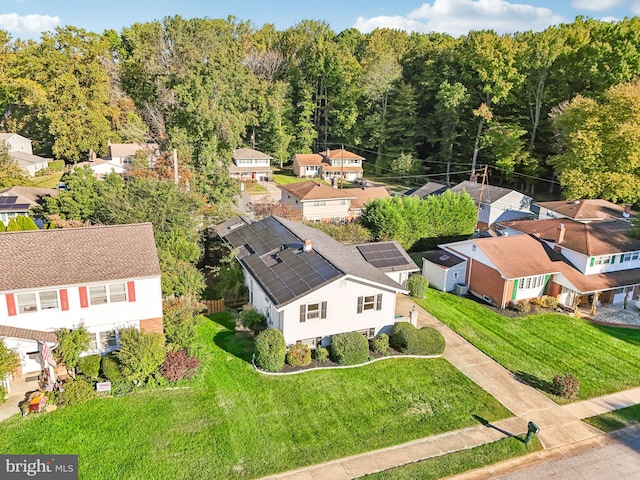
[2,16,640,202]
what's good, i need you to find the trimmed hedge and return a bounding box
[286,343,312,367]
[407,274,430,299]
[390,322,445,355]
[62,377,95,406]
[100,352,124,382]
[330,331,369,365]
[314,346,329,362]
[371,333,389,354]
[77,354,101,379]
[254,329,286,372]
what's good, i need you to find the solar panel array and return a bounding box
[224,216,342,305]
[357,242,410,269]
[0,196,30,211]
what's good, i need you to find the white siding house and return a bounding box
[422,249,467,292]
[216,216,410,347]
[0,224,163,382]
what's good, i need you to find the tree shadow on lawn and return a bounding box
[590,323,640,347]
[473,415,526,443]
[514,371,554,396]
[207,313,255,364]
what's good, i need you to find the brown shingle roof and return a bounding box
[320,165,364,172]
[0,186,58,206]
[293,154,323,166]
[344,187,389,209]
[0,325,57,343]
[536,199,636,221]
[108,143,146,158]
[0,223,161,292]
[278,181,357,201]
[500,218,640,256]
[324,148,365,160]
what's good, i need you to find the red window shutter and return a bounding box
[6,294,17,316]
[79,286,88,308]
[127,281,136,302]
[59,289,69,311]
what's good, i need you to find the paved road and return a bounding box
[494,425,640,480]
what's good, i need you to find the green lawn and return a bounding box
[363,436,542,480]
[30,172,64,188]
[0,313,511,479]
[416,289,640,402]
[583,404,640,432]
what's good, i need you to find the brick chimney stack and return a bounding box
[555,223,565,244]
[303,238,312,252]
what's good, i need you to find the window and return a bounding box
[313,201,326,207]
[357,328,376,339]
[100,330,118,350]
[89,283,127,305]
[39,290,58,310]
[89,286,108,305]
[299,302,327,322]
[298,337,323,348]
[517,275,546,290]
[623,251,640,262]
[17,293,37,313]
[594,255,612,265]
[357,294,382,313]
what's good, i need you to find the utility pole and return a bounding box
[476,164,488,225]
[340,143,344,189]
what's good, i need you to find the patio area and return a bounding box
[581,300,640,328]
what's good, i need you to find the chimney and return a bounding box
[623,203,632,218]
[303,239,312,252]
[326,147,330,158]
[555,223,565,244]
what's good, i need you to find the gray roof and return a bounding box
[404,182,447,198]
[423,249,466,269]
[218,216,406,308]
[233,148,273,160]
[10,151,50,166]
[450,180,527,205]
[0,223,161,292]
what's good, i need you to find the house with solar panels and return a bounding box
[215,216,418,348]
[0,186,58,227]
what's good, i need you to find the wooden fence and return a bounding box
[205,298,225,313]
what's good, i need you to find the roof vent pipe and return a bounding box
[303,239,313,252]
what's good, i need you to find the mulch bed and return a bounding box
[279,346,412,373]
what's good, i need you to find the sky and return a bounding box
[1,0,639,40]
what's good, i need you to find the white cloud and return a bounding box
[0,13,61,34]
[571,0,640,14]
[353,0,566,37]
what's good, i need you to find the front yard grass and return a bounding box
[416,289,640,402]
[363,435,542,480]
[583,404,640,432]
[29,172,64,188]
[0,312,511,479]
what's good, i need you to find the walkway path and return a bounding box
[260,295,638,480]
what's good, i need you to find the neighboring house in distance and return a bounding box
[215,215,409,348]
[449,180,533,230]
[403,182,447,198]
[229,148,273,181]
[425,218,640,309]
[345,186,389,219]
[0,133,50,176]
[292,148,365,182]
[0,223,163,383]
[89,142,157,179]
[278,181,356,223]
[535,199,636,234]
[0,186,58,227]
[292,153,324,178]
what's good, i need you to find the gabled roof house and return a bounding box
[292,148,365,182]
[535,199,635,234]
[0,186,58,227]
[424,218,640,310]
[229,148,273,181]
[450,181,533,229]
[216,215,412,347]
[0,133,50,176]
[0,224,163,384]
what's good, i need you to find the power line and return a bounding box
[488,165,561,185]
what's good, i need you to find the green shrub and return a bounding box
[407,274,430,299]
[543,296,559,309]
[390,322,415,351]
[254,329,286,372]
[116,328,166,385]
[240,309,267,334]
[162,300,200,349]
[552,373,580,399]
[100,352,123,382]
[55,325,90,370]
[514,300,531,313]
[286,343,312,367]
[48,160,65,172]
[330,331,369,365]
[62,377,96,406]
[314,346,329,362]
[371,333,389,354]
[390,322,445,355]
[77,354,101,379]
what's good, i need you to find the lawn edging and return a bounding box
[252,352,442,376]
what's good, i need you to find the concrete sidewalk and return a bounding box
[0,373,39,422]
[260,295,638,480]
